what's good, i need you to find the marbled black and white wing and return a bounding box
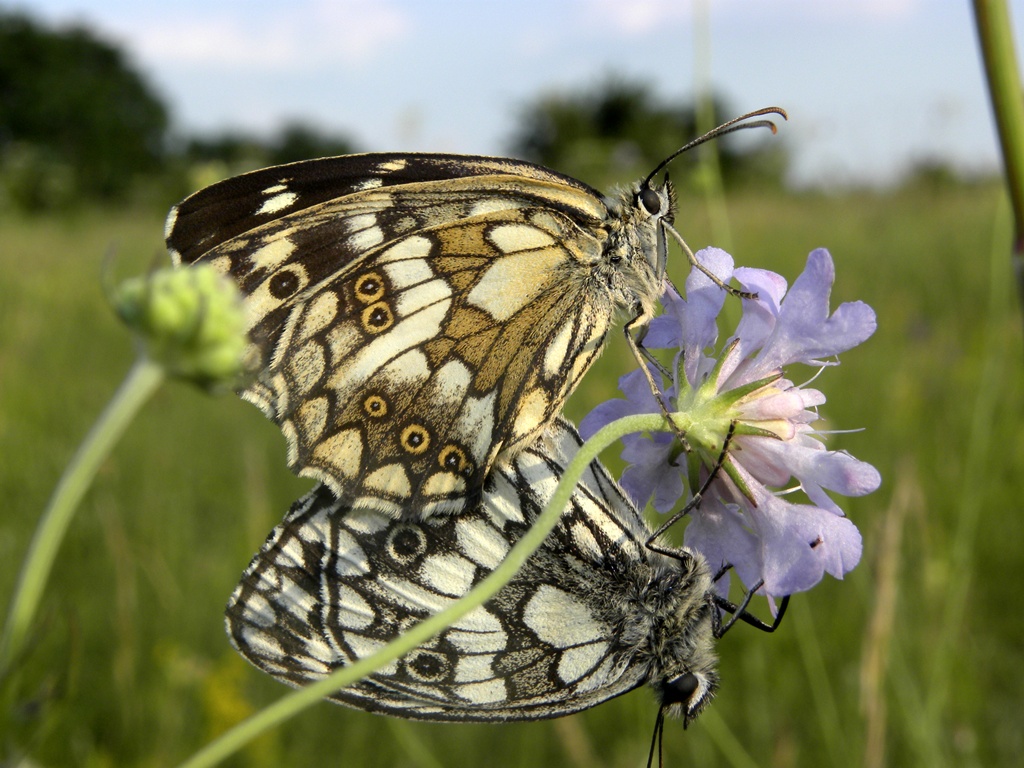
[167,154,672,517]
[225,419,719,721]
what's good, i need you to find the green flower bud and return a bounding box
[114,265,247,386]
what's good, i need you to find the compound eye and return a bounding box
[664,672,700,706]
[639,186,662,215]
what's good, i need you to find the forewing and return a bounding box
[226,419,659,720]
[166,153,602,262]
[167,155,615,516]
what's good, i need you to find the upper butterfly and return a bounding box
[166,108,786,517]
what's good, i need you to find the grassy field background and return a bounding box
[1,179,1022,767]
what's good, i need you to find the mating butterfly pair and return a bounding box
[167,109,786,729]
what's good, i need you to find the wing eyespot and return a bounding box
[363,394,389,418]
[438,444,473,477]
[269,268,303,299]
[386,523,427,563]
[361,301,394,333]
[405,650,451,683]
[354,272,386,303]
[400,424,431,455]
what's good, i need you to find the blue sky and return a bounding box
[15,0,1024,186]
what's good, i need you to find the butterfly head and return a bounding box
[660,665,718,726]
[647,658,718,768]
[656,618,719,726]
[651,549,720,725]
[601,177,676,319]
[637,177,677,227]
[636,175,679,283]
[618,107,788,325]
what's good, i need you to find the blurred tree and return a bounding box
[0,11,170,209]
[265,122,357,165]
[178,131,269,171]
[901,157,969,190]
[174,121,358,196]
[508,78,787,190]
[182,121,357,170]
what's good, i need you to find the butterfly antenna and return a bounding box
[642,106,788,188]
[645,421,738,558]
[646,707,667,768]
[644,107,785,299]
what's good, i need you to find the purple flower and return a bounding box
[580,247,880,599]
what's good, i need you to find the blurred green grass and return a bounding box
[1,180,1021,767]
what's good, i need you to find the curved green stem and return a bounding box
[175,416,641,768]
[0,357,166,675]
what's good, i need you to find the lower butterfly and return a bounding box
[226,418,723,723]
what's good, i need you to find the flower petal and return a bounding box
[619,433,682,511]
[732,266,787,356]
[749,434,882,497]
[579,398,633,440]
[579,367,669,439]
[750,490,863,596]
[743,250,878,380]
[683,497,762,596]
[645,248,734,363]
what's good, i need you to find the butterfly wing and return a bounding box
[225,418,668,720]
[167,154,617,516]
[166,153,602,260]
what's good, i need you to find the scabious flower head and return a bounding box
[581,247,880,600]
[115,264,248,386]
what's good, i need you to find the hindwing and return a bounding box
[225,419,719,721]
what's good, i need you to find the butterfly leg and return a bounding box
[630,309,673,381]
[662,223,757,300]
[712,579,790,636]
[623,316,691,458]
[644,422,737,558]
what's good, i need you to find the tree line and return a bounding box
[0,10,786,212]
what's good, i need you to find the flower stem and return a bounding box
[0,357,166,676]
[174,418,633,768]
[693,0,734,253]
[973,0,1024,297]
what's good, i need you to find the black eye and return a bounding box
[663,673,700,706]
[638,186,662,215]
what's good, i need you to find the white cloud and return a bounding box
[769,0,922,21]
[578,0,691,36]
[106,0,411,72]
[577,0,922,37]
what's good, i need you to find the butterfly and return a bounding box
[225,417,723,723]
[167,108,786,518]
